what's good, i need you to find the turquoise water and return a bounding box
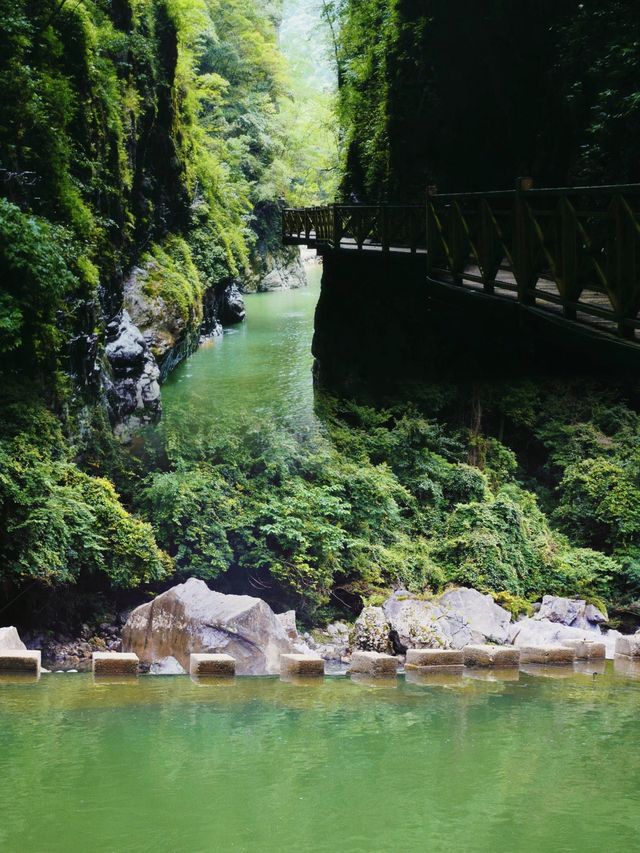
[1,668,640,852]
[161,266,322,431]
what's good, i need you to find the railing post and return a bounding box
[513,177,536,306]
[332,202,340,249]
[560,197,577,320]
[380,204,389,251]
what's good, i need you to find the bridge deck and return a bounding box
[283,186,640,347]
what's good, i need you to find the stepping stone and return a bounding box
[405,648,463,670]
[615,635,640,658]
[562,638,606,660]
[189,653,236,677]
[0,650,41,675]
[463,645,520,668]
[92,652,139,676]
[349,651,398,677]
[279,654,325,677]
[518,645,575,665]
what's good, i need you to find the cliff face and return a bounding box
[0,0,298,436]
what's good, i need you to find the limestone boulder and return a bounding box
[276,610,299,641]
[122,578,296,675]
[510,617,619,659]
[435,587,512,644]
[382,587,511,652]
[534,595,607,630]
[0,627,27,652]
[383,591,453,652]
[353,607,392,653]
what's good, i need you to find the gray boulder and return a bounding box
[276,610,299,640]
[510,617,620,659]
[534,595,607,630]
[149,656,186,675]
[0,627,26,651]
[104,310,161,441]
[122,578,295,675]
[353,607,392,653]
[383,591,453,651]
[436,587,511,644]
[219,284,246,324]
[381,587,512,652]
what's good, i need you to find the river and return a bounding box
[161,265,321,432]
[1,668,640,851]
[3,275,640,851]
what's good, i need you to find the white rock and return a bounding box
[276,610,299,640]
[353,607,392,652]
[0,627,27,652]
[510,617,619,659]
[150,656,187,675]
[436,587,512,644]
[122,578,295,676]
[382,587,512,652]
[534,596,606,630]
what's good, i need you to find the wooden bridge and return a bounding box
[282,183,640,346]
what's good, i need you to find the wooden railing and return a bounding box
[282,184,640,341]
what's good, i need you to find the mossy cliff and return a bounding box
[0,0,323,607]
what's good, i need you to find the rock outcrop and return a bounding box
[436,587,511,644]
[509,618,621,659]
[103,310,161,440]
[276,610,299,641]
[122,578,295,675]
[353,607,392,653]
[258,256,307,291]
[0,627,26,651]
[381,587,512,652]
[534,595,607,630]
[218,283,246,324]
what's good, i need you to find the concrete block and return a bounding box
[519,645,575,665]
[463,645,520,668]
[615,635,640,658]
[0,650,41,675]
[349,651,398,677]
[279,654,325,677]
[92,652,139,676]
[405,648,463,668]
[189,653,235,677]
[562,638,606,660]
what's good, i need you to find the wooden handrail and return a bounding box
[282,184,640,343]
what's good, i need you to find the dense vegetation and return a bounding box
[0,0,336,616]
[131,382,640,624]
[331,0,640,199]
[1,0,639,631]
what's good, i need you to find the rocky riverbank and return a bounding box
[6,580,635,673]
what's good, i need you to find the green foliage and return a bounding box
[142,237,204,326]
[0,400,170,589]
[334,0,640,199]
[137,396,632,619]
[554,458,640,552]
[0,199,94,371]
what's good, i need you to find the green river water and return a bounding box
[3,271,640,852]
[1,668,640,852]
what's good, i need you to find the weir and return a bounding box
[283,184,640,389]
